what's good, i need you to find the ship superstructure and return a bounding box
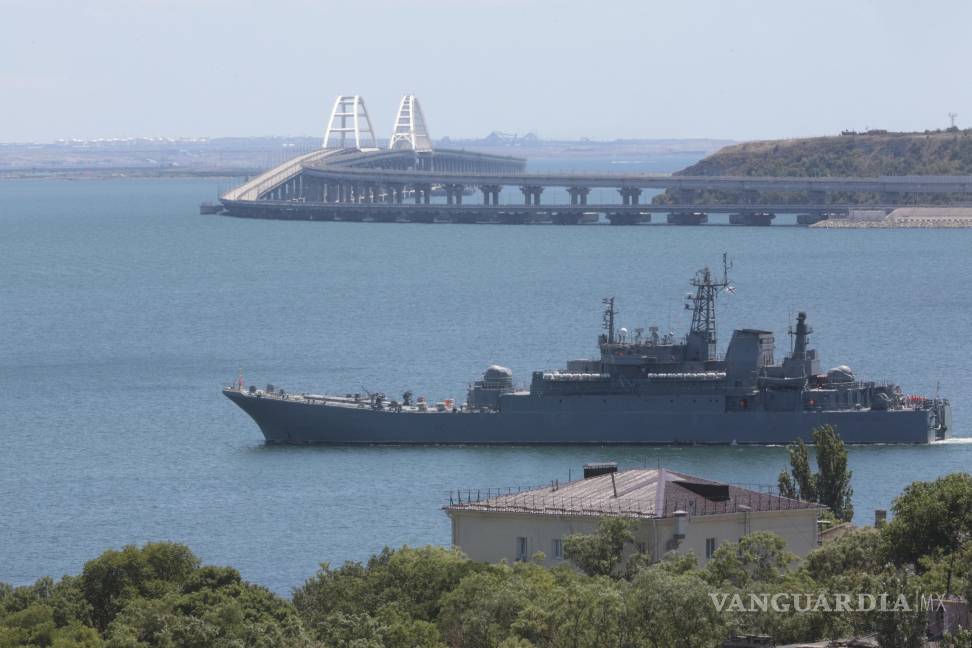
[224,259,950,444]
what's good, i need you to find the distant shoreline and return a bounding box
[0,137,730,182]
[0,168,257,181]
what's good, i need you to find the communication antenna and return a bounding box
[602,297,617,344]
[948,113,958,129]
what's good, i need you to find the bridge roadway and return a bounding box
[301,164,972,195]
[220,198,972,225]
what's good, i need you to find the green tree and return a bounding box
[778,438,817,501]
[293,545,473,646]
[941,628,972,647]
[873,569,927,648]
[883,472,972,566]
[81,542,199,631]
[777,425,853,522]
[438,562,558,648]
[704,532,795,588]
[625,564,727,648]
[802,528,886,583]
[562,518,634,578]
[814,425,854,522]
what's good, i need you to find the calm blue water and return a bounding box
[2,166,971,595]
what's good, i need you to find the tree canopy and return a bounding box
[562,517,634,578]
[6,472,972,647]
[778,424,854,521]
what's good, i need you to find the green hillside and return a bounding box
[655,129,972,205]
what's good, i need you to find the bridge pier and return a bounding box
[445,184,465,206]
[339,207,366,222]
[479,184,501,206]
[668,211,708,225]
[552,210,582,225]
[567,187,590,206]
[499,211,527,225]
[371,209,398,223]
[607,211,646,225]
[407,210,436,224]
[618,187,642,206]
[729,211,776,226]
[413,184,432,205]
[521,185,544,206]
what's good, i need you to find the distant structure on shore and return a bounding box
[215,95,972,227]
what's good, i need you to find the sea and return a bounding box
[2,152,971,595]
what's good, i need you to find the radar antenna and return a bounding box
[601,297,617,344]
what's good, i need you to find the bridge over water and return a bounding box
[219,95,972,226]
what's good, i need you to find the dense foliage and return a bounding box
[4,472,972,647]
[778,425,854,522]
[0,542,312,648]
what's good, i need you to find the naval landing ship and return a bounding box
[224,260,950,444]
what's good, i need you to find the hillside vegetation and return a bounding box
[5,472,972,647]
[679,130,972,178]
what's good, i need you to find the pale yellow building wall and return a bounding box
[667,509,820,562]
[448,507,819,568]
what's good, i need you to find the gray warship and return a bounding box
[224,259,951,444]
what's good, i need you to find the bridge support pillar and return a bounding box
[521,185,543,206]
[567,187,590,206]
[445,184,465,206]
[730,211,776,226]
[479,185,501,206]
[619,187,642,206]
[552,211,581,225]
[608,212,644,225]
[413,184,432,205]
[667,211,708,225]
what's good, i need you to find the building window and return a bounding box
[552,538,562,559]
[636,542,647,554]
[705,537,717,559]
[516,537,528,561]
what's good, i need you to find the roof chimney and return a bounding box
[875,509,887,528]
[583,462,618,479]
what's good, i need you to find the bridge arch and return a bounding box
[323,95,378,150]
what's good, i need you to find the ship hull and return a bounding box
[224,390,944,445]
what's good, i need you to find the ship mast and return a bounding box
[686,254,731,361]
[601,297,617,344]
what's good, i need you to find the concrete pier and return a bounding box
[668,212,708,225]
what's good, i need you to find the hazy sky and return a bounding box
[1,0,969,142]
